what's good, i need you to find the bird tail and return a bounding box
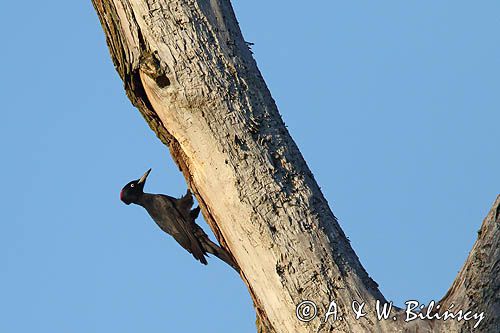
[190,206,239,272]
[201,237,239,272]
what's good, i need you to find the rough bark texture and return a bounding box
[434,196,500,332]
[91,1,499,332]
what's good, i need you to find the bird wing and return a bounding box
[175,190,195,218]
[150,194,208,264]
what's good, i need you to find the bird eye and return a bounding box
[131,184,135,188]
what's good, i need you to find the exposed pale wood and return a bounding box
[91,1,499,332]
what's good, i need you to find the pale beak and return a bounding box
[138,168,152,184]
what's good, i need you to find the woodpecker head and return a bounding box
[120,168,151,205]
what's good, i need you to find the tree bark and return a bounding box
[91,1,499,332]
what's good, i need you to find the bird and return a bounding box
[120,168,238,271]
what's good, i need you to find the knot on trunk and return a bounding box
[139,51,172,88]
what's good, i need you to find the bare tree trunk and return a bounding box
[91,1,499,332]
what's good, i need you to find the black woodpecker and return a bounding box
[120,169,238,271]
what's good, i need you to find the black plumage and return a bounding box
[120,169,238,271]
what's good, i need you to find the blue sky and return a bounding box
[1,1,499,332]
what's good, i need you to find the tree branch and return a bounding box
[434,196,500,332]
[91,1,499,331]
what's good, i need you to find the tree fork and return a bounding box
[91,1,499,332]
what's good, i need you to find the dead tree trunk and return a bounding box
[91,1,499,332]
